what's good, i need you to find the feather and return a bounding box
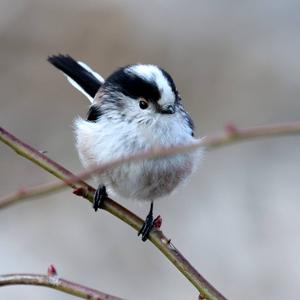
[48,54,104,103]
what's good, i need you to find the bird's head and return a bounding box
[92,64,181,125]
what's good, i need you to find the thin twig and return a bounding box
[0,271,123,300]
[1,121,300,208]
[204,121,300,149]
[0,126,228,299]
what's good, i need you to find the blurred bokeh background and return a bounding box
[1,1,300,299]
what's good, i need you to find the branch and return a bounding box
[2,121,300,208]
[0,265,123,300]
[0,127,228,300]
[1,122,300,299]
[204,121,300,149]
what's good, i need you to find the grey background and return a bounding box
[1,1,300,299]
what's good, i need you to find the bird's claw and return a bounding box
[93,185,107,211]
[138,209,154,242]
[138,219,154,242]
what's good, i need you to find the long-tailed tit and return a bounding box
[48,55,200,241]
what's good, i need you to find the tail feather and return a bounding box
[48,54,103,102]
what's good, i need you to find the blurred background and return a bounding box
[1,1,300,299]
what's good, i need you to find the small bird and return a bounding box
[48,54,200,241]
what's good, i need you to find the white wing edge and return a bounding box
[65,76,94,103]
[78,61,105,83]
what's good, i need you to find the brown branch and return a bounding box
[0,128,228,300]
[1,122,300,299]
[204,121,300,149]
[0,266,123,300]
[2,121,300,209]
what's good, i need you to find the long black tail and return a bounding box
[48,54,102,99]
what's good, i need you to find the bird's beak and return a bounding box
[160,104,175,114]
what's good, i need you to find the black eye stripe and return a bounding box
[104,68,161,102]
[159,68,178,98]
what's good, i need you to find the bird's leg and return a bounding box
[138,201,154,241]
[93,185,107,211]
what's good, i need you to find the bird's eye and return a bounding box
[139,100,149,110]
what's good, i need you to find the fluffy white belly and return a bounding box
[75,116,200,201]
[103,153,195,200]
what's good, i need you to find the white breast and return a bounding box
[74,113,200,201]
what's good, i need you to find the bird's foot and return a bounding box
[93,185,107,211]
[138,213,154,242]
[138,202,154,241]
